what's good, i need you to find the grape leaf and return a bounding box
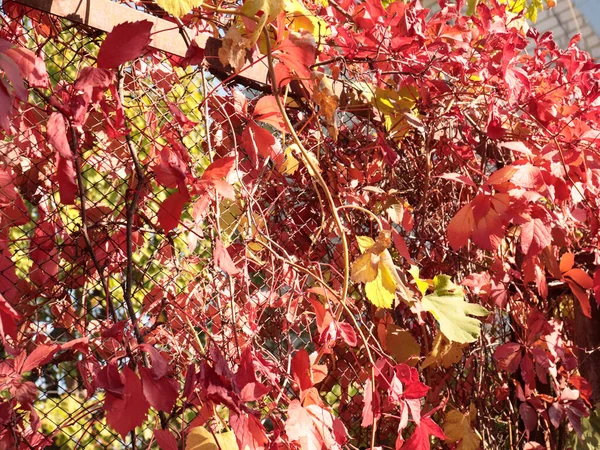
[241,0,285,45]
[104,367,150,438]
[351,232,397,308]
[186,427,238,450]
[443,406,481,450]
[96,21,153,69]
[156,0,203,17]
[422,333,464,369]
[421,275,489,344]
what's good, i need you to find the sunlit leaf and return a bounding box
[421,275,489,344]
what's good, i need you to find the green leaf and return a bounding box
[422,275,489,344]
[156,0,203,17]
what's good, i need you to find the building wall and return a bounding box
[420,0,600,59]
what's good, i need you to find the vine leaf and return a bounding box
[96,21,153,69]
[103,367,149,438]
[351,232,397,308]
[421,275,489,344]
[154,429,178,450]
[241,0,285,45]
[156,0,203,18]
[422,333,465,369]
[443,405,481,450]
[186,426,238,450]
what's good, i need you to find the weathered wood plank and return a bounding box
[14,0,199,56]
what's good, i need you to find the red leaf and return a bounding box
[214,239,240,275]
[241,122,284,167]
[594,270,600,307]
[230,412,268,450]
[403,416,447,450]
[493,342,522,373]
[74,66,114,92]
[0,292,20,342]
[97,21,153,69]
[563,268,593,290]
[361,378,377,427]
[291,349,312,392]
[285,400,321,449]
[566,279,592,318]
[337,322,357,347]
[157,190,189,232]
[201,156,236,181]
[104,367,150,438]
[559,252,575,274]
[21,344,59,373]
[139,344,170,378]
[520,218,552,257]
[519,402,537,432]
[139,367,178,412]
[96,361,125,396]
[253,95,286,131]
[4,46,49,88]
[391,228,414,264]
[438,172,476,187]
[154,429,178,450]
[447,203,475,250]
[56,153,77,205]
[180,38,205,68]
[511,163,545,189]
[47,113,72,159]
[168,103,198,132]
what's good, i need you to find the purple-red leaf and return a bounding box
[97,21,153,69]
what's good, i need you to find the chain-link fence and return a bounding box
[0,1,531,449]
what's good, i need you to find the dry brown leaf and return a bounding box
[311,71,339,141]
[218,26,250,73]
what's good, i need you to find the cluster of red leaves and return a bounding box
[2,0,600,448]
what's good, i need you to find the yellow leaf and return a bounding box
[278,145,300,175]
[422,333,464,369]
[356,236,375,253]
[365,260,396,308]
[444,408,481,450]
[284,0,330,39]
[385,324,421,364]
[408,265,430,296]
[351,252,380,284]
[241,0,285,44]
[186,427,239,450]
[156,0,202,17]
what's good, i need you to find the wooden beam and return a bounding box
[14,0,198,57]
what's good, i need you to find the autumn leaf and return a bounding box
[186,426,238,450]
[154,429,179,450]
[218,26,250,73]
[421,275,489,344]
[156,0,203,17]
[385,324,421,364]
[404,416,447,450]
[422,333,465,369]
[96,21,153,69]
[104,367,150,438]
[311,71,339,141]
[444,406,481,450]
[241,0,285,45]
[351,232,397,308]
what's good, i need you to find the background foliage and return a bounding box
[1,0,600,449]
